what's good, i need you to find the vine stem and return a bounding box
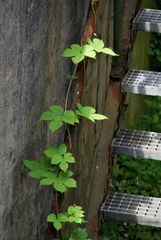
[91,2,97,24]
[54,174,63,240]
[54,191,59,215]
[64,64,78,111]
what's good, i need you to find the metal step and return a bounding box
[101,192,161,227]
[112,129,161,160]
[122,69,161,96]
[133,9,161,33]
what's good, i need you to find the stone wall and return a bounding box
[0,1,89,239]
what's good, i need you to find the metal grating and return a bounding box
[111,129,161,160]
[133,9,161,33]
[101,192,161,227]
[122,69,161,96]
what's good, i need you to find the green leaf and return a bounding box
[76,104,95,115]
[58,213,68,223]
[63,43,96,64]
[51,153,63,165]
[40,106,64,133]
[76,104,108,122]
[49,119,63,133]
[43,172,56,178]
[91,113,108,120]
[47,213,62,231]
[53,171,77,192]
[47,214,56,222]
[63,110,79,125]
[40,177,56,185]
[69,228,89,240]
[65,178,77,188]
[44,146,57,157]
[63,49,77,58]
[24,157,55,180]
[63,44,82,57]
[76,103,83,111]
[87,38,104,52]
[76,104,96,122]
[40,111,55,121]
[54,179,67,193]
[49,105,64,115]
[60,160,69,172]
[64,153,76,163]
[68,206,84,216]
[67,205,85,224]
[53,220,62,231]
[58,144,67,154]
[87,37,118,56]
[63,44,84,64]
[68,216,76,223]
[67,170,74,177]
[81,45,96,59]
[28,170,44,179]
[101,47,119,56]
[72,54,84,64]
[24,160,40,170]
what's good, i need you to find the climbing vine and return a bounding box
[24,37,117,239]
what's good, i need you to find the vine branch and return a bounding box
[64,64,78,111]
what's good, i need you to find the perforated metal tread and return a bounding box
[122,69,161,96]
[133,9,161,33]
[101,192,161,227]
[112,129,161,160]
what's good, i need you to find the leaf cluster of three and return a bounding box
[63,38,118,64]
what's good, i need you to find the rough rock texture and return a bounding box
[0,1,89,239]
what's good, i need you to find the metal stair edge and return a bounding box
[101,192,161,227]
[133,8,161,33]
[111,129,161,161]
[121,69,161,96]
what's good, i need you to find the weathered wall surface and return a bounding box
[0,1,89,239]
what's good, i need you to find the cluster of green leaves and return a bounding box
[55,228,89,240]
[44,144,75,173]
[41,104,107,134]
[67,228,89,240]
[63,37,118,64]
[25,103,107,235]
[24,144,76,193]
[47,205,85,231]
[76,103,108,122]
[40,105,79,133]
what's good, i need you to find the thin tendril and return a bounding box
[92,2,97,24]
[64,64,78,111]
